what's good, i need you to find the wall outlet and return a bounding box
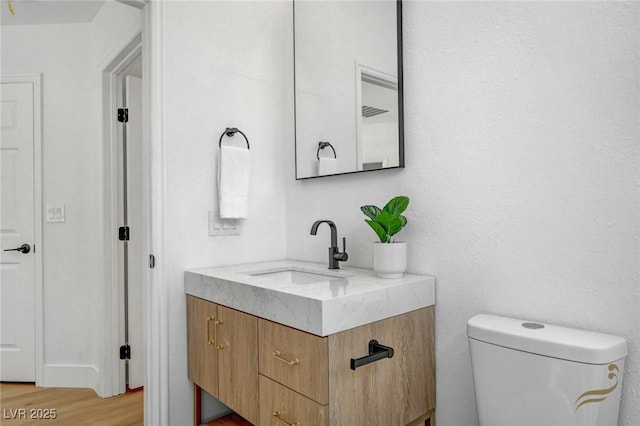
[46,203,65,223]
[208,210,240,236]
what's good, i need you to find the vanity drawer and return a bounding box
[259,375,328,426]
[258,318,329,405]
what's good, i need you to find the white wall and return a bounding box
[1,1,141,391]
[286,2,639,425]
[158,1,291,423]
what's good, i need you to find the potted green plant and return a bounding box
[360,195,409,278]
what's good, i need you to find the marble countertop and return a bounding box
[185,260,435,336]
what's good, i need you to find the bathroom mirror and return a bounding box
[294,0,403,179]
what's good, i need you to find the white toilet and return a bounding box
[468,314,627,426]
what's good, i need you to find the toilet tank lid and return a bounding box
[467,314,627,364]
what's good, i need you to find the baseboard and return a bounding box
[42,364,100,394]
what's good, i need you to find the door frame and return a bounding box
[144,2,169,423]
[0,74,44,386]
[101,35,143,397]
[104,1,168,422]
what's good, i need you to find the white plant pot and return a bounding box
[372,242,407,278]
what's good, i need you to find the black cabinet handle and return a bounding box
[350,340,394,370]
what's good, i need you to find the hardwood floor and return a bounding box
[202,413,253,426]
[0,383,143,425]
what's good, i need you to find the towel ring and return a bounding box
[219,127,250,149]
[316,141,336,160]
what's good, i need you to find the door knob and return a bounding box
[4,244,31,254]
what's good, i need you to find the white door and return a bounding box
[125,75,145,390]
[0,81,36,381]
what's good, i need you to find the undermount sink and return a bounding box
[250,269,346,284]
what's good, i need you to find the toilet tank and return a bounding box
[467,314,627,426]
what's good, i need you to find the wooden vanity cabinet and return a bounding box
[187,296,259,425]
[188,295,435,426]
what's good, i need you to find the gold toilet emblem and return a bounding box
[574,364,619,412]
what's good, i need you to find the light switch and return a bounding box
[208,210,240,236]
[46,203,65,223]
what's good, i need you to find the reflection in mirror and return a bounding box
[294,0,403,179]
[356,64,399,171]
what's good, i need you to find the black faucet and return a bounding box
[310,220,349,269]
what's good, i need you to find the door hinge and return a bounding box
[119,226,130,241]
[119,344,131,360]
[117,108,129,123]
[149,254,156,269]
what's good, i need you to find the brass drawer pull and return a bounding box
[206,316,214,345]
[272,351,299,366]
[214,319,224,350]
[272,410,299,426]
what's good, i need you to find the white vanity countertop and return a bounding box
[184,259,435,336]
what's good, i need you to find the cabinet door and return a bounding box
[328,307,435,425]
[258,319,329,405]
[187,295,218,397]
[217,305,259,425]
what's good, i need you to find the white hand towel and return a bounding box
[218,145,250,219]
[317,157,338,176]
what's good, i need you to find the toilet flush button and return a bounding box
[522,322,545,330]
